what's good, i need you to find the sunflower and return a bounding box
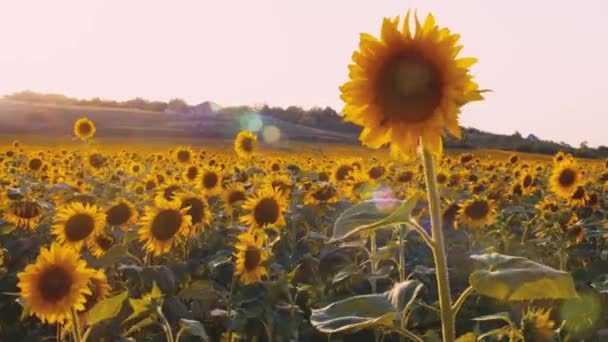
[344,171,374,201]
[17,243,95,324]
[26,156,45,173]
[264,173,293,195]
[156,182,183,202]
[196,167,223,196]
[88,234,115,258]
[234,131,257,160]
[535,197,560,213]
[74,117,96,141]
[222,183,247,215]
[339,12,482,159]
[241,186,288,230]
[52,202,106,251]
[179,193,211,231]
[4,200,45,230]
[519,171,537,196]
[234,232,269,285]
[85,152,108,173]
[332,161,354,184]
[521,307,555,342]
[568,185,589,208]
[182,164,200,183]
[304,182,340,206]
[138,198,192,256]
[457,196,496,229]
[549,159,584,198]
[127,162,144,176]
[105,199,138,228]
[174,146,194,165]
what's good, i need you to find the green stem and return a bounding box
[226,272,237,341]
[420,145,455,342]
[157,305,174,342]
[370,231,378,293]
[393,327,424,342]
[398,225,406,282]
[452,286,475,318]
[70,308,82,342]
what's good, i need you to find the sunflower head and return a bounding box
[88,234,116,258]
[139,198,192,256]
[234,232,269,285]
[4,200,45,230]
[222,184,247,215]
[174,146,194,165]
[74,117,96,141]
[179,193,211,230]
[234,131,257,159]
[549,160,584,199]
[241,186,288,230]
[521,307,556,342]
[304,182,340,206]
[457,196,496,229]
[105,199,138,228]
[340,12,482,159]
[52,202,106,251]
[196,167,223,196]
[17,243,95,324]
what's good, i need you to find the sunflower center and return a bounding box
[186,166,198,180]
[558,168,576,187]
[106,203,132,226]
[181,197,205,225]
[376,52,442,123]
[163,185,181,201]
[253,198,280,226]
[177,150,191,163]
[312,186,337,201]
[145,180,156,190]
[241,138,254,152]
[38,266,73,302]
[202,172,218,189]
[88,154,106,169]
[523,175,533,188]
[436,173,448,184]
[228,190,246,204]
[335,165,353,182]
[398,171,414,182]
[151,209,182,241]
[244,248,261,271]
[65,213,95,242]
[28,158,43,171]
[96,235,114,251]
[463,200,490,220]
[368,166,385,179]
[79,123,92,135]
[571,186,586,200]
[14,201,42,219]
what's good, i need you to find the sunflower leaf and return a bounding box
[179,319,210,341]
[469,253,578,301]
[87,291,128,326]
[331,194,420,241]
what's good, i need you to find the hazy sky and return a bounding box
[1,1,607,146]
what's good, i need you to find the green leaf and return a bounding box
[178,280,220,301]
[455,333,478,342]
[385,280,424,312]
[0,222,17,235]
[471,312,512,324]
[310,294,397,333]
[87,291,128,326]
[123,316,157,336]
[332,194,420,241]
[96,245,129,267]
[179,319,210,341]
[469,253,578,301]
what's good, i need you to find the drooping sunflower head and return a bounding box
[340,11,482,159]
[457,196,496,229]
[17,243,95,324]
[234,232,269,285]
[521,307,556,342]
[241,186,288,230]
[74,117,96,141]
[80,269,111,314]
[549,160,584,199]
[88,234,116,258]
[196,167,223,196]
[139,198,192,256]
[52,202,106,251]
[304,182,340,206]
[179,193,211,230]
[568,185,589,208]
[4,200,45,230]
[234,131,257,159]
[105,199,138,228]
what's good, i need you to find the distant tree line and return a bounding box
[5,91,608,159]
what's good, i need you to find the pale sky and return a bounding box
[0,1,606,147]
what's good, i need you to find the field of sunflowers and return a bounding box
[1,9,608,342]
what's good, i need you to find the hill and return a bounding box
[2,91,607,159]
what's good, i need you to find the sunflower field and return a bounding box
[1,10,608,342]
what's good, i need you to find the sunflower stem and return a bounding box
[397,224,406,282]
[157,305,174,342]
[226,271,237,341]
[420,145,455,342]
[369,230,378,294]
[70,308,82,342]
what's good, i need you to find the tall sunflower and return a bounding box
[74,117,96,141]
[139,198,192,256]
[339,11,483,159]
[549,159,584,199]
[52,202,106,251]
[4,200,45,230]
[17,243,95,324]
[241,186,288,230]
[234,131,257,159]
[457,196,496,229]
[234,232,269,285]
